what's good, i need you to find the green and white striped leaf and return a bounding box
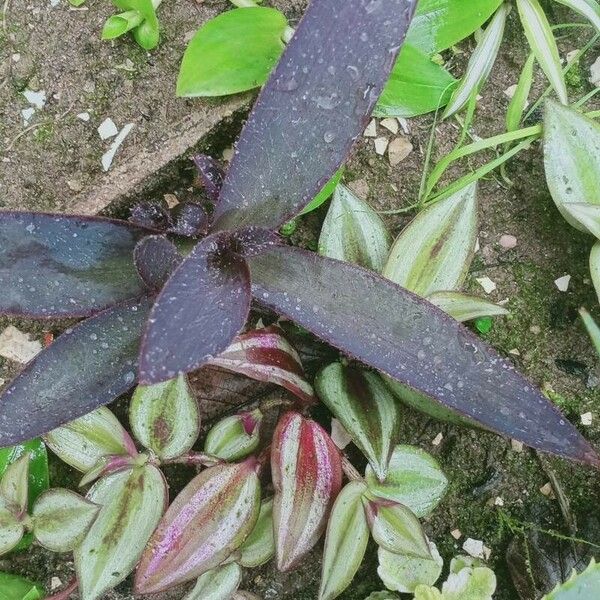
[32,488,99,552]
[427,291,508,322]
[130,374,200,460]
[580,308,600,357]
[506,53,535,134]
[0,453,29,515]
[204,409,262,462]
[75,465,167,600]
[377,540,443,593]
[319,481,370,600]
[553,0,600,34]
[319,184,391,272]
[315,364,400,481]
[365,445,448,518]
[443,4,508,118]
[383,183,478,297]
[45,407,136,473]
[238,497,275,568]
[591,242,600,303]
[0,505,24,556]
[562,203,600,239]
[183,563,242,600]
[543,101,600,233]
[517,0,568,104]
[543,558,600,599]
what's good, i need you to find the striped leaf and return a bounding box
[182,563,242,600]
[318,184,391,272]
[319,481,370,600]
[383,183,477,297]
[0,453,29,516]
[443,4,508,118]
[135,460,261,594]
[0,505,23,556]
[554,0,600,32]
[271,411,342,572]
[129,374,200,460]
[238,497,275,568]
[427,291,508,322]
[506,53,535,134]
[591,242,600,303]
[315,363,400,481]
[580,308,600,357]
[204,409,263,462]
[517,0,568,104]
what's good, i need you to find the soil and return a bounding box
[1,0,600,599]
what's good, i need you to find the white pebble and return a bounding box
[97,117,119,140]
[554,275,571,292]
[476,276,497,294]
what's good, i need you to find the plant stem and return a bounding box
[164,452,222,467]
[341,454,362,481]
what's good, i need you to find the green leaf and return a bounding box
[427,291,509,322]
[130,375,200,460]
[543,558,600,599]
[405,0,503,55]
[383,183,478,297]
[0,573,44,600]
[506,53,535,134]
[554,0,600,33]
[319,481,369,600]
[543,101,600,233]
[299,168,344,216]
[439,562,496,599]
[414,587,443,600]
[32,488,99,553]
[591,242,600,303]
[580,308,600,357]
[45,407,136,473]
[111,0,160,50]
[68,0,86,5]
[375,44,457,118]
[364,593,401,600]
[0,454,29,516]
[517,0,568,104]
[315,364,400,481]
[102,11,144,40]
[377,540,443,593]
[364,445,447,518]
[443,4,507,118]
[0,507,24,557]
[177,7,287,97]
[318,184,391,272]
[204,409,262,462]
[183,563,243,600]
[75,465,167,600]
[238,497,275,568]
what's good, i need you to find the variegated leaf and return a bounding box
[183,563,242,600]
[580,308,600,357]
[204,409,262,462]
[562,203,600,239]
[377,540,443,593]
[383,183,478,297]
[75,465,167,600]
[209,326,315,404]
[135,460,261,594]
[365,445,448,518]
[272,411,342,571]
[238,497,275,568]
[44,407,137,473]
[364,497,430,559]
[318,184,391,272]
[315,363,400,481]
[427,291,509,322]
[554,0,600,32]
[591,242,600,303]
[130,374,200,460]
[517,0,568,104]
[0,453,29,516]
[506,53,535,134]
[79,454,137,488]
[0,505,23,556]
[443,5,508,118]
[32,488,99,552]
[543,558,600,599]
[319,481,370,600]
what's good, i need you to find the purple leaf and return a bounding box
[193,154,225,203]
[231,226,281,257]
[129,201,172,231]
[0,298,152,446]
[248,246,600,467]
[0,212,150,318]
[169,202,210,237]
[213,0,418,230]
[134,235,182,290]
[139,232,251,384]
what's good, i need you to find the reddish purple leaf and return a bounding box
[139,232,252,384]
[193,154,225,203]
[0,212,150,318]
[209,326,316,405]
[134,235,182,290]
[272,411,342,571]
[129,201,172,231]
[249,246,600,467]
[169,202,210,237]
[0,298,152,446]
[213,0,418,230]
[231,227,281,257]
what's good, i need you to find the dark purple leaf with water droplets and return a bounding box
[134,236,182,290]
[213,0,418,230]
[139,232,252,384]
[169,202,210,237]
[130,201,172,231]
[231,227,281,257]
[193,154,225,203]
[0,212,149,318]
[0,298,152,446]
[248,245,600,466]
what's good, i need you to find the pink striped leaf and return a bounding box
[134,459,261,594]
[209,326,315,405]
[271,411,343,572]
[204,409,263,461]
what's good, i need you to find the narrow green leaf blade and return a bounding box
[517,0,568,104]
[0,573,43,600]
[591,241,600,303]
[299,169,344,216]
[238,497,275,568]
[506,53,535,134]
[553,0,600,34]
[427,291,509,322]
[580,308,600,357]
[183,563,243,600]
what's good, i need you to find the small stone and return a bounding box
[0,378,5,386]
[462,538,485,559]
[67,179,83,192]
[331,418,352,450]
[566,49,580,64]
[101,123,134,171]
[476,276,497,294]
[508,348,521,356]
[380,117,399,134]
[21,107,35,125]
[554,275,571,292]
[581,411,593,426]
[374,137,389,156]
[164,193,179,208]
[432,432,443,446]
[364,119,377,137]
[388,136,413,166]
[50,577,62,591]
[11,53,20,62]
[494,496,505,507]
[98,118,118,140]
[0,326,42,363]
[450,529,462,540]
[222,146,234,162]
[504,84,518,100]
[511,439,524,452]
[530,325,541,335]
[398,117,410,134]
[76,111,90,122]
[483,545,492,561]
[348,178,369,199]
[23,89,46,109]
[590,56,600,87]
[540,482,554,497]
[499,234,517,249]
